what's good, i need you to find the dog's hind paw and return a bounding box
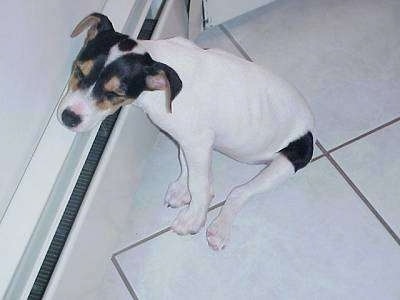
[164,181,191,208]
[206,217,232,251]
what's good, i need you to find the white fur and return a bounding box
[56,86,109,132]
[105,42,147,66]
[135,37,315,247]
[164,147,191,208]
[57,36,315,249]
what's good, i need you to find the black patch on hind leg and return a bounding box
[279,132,314,172]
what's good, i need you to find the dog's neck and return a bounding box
[134,89,166,113]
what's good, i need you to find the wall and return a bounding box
[0,0,107,219]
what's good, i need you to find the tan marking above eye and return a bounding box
[76,60,94,76]
[104,76,121,92]
[96,99,114,110]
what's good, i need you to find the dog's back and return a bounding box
[140,37,314,162]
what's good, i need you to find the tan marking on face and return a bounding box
[104,76,121,92]
[96,99,114,110]
[77,60,94,76]
[68,74,79,91]
[96,97,133,111]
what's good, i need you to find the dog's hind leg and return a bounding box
[164,147,191,208]
[206,154,294,250]
[207,132,314,250]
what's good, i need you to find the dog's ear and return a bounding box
[144,61,182,113]
[71,13,114,43]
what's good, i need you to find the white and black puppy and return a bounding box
[58,13,315,250]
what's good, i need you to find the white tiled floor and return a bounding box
[116,159,400,300]
[100,1,400,299]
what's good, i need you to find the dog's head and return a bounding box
[57,13,182,132]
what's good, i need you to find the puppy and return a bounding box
[58,13,315,250]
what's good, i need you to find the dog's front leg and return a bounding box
[171,135,214,235]
[164,147,191,208]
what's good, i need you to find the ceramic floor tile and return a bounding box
[116,158,400,300]
[332,121,400,236]
[224,0,400,149]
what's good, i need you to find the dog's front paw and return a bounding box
[171,207,206,235]
[164,181,191,208]
[206,216,232,251]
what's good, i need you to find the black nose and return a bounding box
[61,109,82,128]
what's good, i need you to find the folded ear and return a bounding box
[71,13,114,43]
[144,62,182,113]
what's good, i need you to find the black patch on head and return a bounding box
[118,38,137,51]
[86,50,182,108]
[75,30,128,89]
[92,53,151,100]
[279,132,314,172]
[78,30,128,61]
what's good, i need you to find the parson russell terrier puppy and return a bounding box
[58,13,315,250]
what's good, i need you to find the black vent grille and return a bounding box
[28,111,120,299]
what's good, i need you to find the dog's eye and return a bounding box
[74,66,84,79]
[106,91,124,98]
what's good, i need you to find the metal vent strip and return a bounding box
[28,19,158,300]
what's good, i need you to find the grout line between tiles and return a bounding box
[316,141,400,247]
[110,200,230,296]
[311,152,325,162]
[111,255,138,300]
[219,24,253,61]
[324,116,400,155]
[114,227,171,256]
[113,200,228,257]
